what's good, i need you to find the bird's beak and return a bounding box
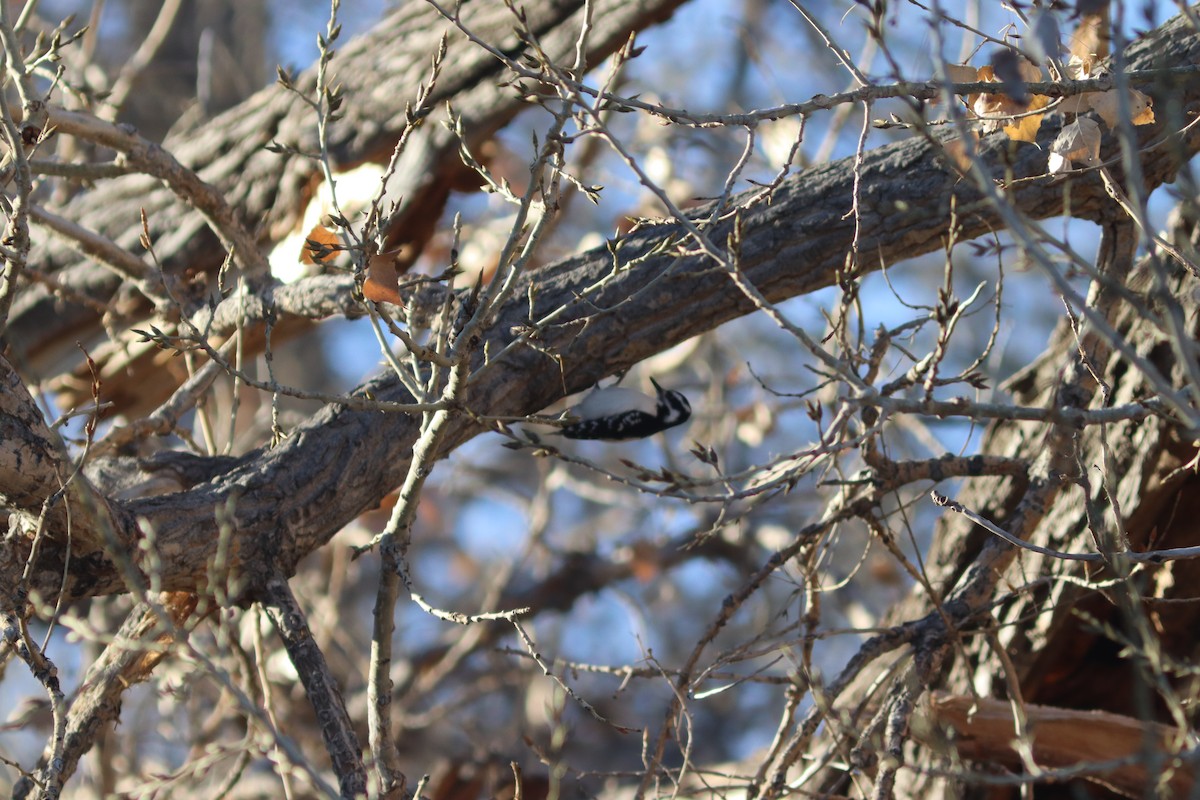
[650,377,664,395]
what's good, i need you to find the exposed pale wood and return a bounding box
[916,693,1194,798]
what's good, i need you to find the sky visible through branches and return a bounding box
[1,1,1197,797]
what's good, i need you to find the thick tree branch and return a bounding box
[259,575,366,799]
[8,0,688,387]
[8,8,1200,610]
[11,593,198,800]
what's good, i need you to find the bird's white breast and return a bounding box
[572,386,658,419]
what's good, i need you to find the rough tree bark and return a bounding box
[8,0,689,411]
[3,1,1197,613]
[4,2,1200,798]
[791,14,1200,799]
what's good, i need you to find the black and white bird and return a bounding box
[560,378,692,440]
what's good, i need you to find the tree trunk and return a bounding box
[5,3,1200,798]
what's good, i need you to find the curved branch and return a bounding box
[9,0,690,373]
[12,7,1200,605]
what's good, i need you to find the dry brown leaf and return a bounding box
[990,49,1042,104]
[1061,52,1102,115]
[1066,83,1154,129]
[944,64,978,84]
[1061,43,1154,129]
[944,63,978,91]
[1071,8,1111,73]
[303,223,340,264]
[962,65,992,122]
[1048,117,1102,174]
[362,251,405,306]
[1130,88,1156,125]
[1058,93,1092,115]
[1087,89,1120,127]
[1003,93,1051,143]
[973,87,1025,124]
[970,58,1046,140]
[1018,57,1042,83]
[935,63,979,108]
[972,64,998,87]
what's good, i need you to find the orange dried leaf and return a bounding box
[1058,89,1093,115]
[970,56,1045,139]
[1130,88,1155,125]
[362,252,404,306]
[1003,94,1050,143]
[973,91,1024,121]
[940,64,979,109]
[303,224,339,264]
[944,64,978,84]
[1084,86,1155,128]
[1070,10,1110,70]
[989,48,1041,104]
[1087,89,1119,127]
[1048,117,1101,174]
[920,692,1195,798]
[1016,58,1043,83]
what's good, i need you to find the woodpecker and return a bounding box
[560,378,692,440]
